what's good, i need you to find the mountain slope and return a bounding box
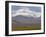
[12,15,41,24]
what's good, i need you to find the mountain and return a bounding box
[12,15,41,24]
[12,8,41,24]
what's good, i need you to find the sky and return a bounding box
[11,5,41,12]
[11,5,41,18]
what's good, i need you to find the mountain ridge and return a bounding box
[12,15,41,24]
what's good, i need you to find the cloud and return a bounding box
[12,8,41,18]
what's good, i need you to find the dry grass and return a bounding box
[12,22,41,31]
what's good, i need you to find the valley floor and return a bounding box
[12,22,41,31]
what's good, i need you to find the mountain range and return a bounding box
[12,15,41,24]
[12,8,41,24]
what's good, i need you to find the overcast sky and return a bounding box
[11,5,41,12]
[11,5,41,18]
